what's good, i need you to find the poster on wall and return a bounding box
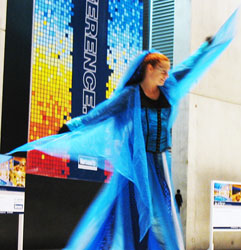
[211,180,241,231]
[0,155,25,214]
[27,0,143,182]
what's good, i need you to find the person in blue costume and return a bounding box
[63,52,182,250]
[8,8,238,250]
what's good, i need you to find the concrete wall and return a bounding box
[172,0,191,240]
[186,1,241,249]
[187,96,241,249]
[0,0,7,142]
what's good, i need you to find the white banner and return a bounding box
[211,180,241,231]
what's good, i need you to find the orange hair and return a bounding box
[126,52,170,86]
[142,52,170,68]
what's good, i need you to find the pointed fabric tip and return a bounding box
[212,7,240,46]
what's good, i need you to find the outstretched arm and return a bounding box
[161,8,238,105]
[160,40,212,105]
[64,86,135,131]
[171,38,212,82]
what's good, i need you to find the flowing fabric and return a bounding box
[8,8,238,250]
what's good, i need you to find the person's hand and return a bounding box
[58,124,70,134]
[206,36,213,45]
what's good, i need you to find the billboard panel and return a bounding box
[211,180,241,230]
[27,0,143,181]
[0,155,25,214]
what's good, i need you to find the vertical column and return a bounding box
[18,214,24,250]
[0,0,8,143]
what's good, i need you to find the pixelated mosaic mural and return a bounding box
[106,0,143,98]
[27,0,73,178]
[27,0,143,179]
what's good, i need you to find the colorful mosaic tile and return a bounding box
[28,0,73,178]
[106,0,143,98]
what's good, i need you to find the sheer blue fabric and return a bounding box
[8,8,238,250]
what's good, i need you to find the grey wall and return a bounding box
[172,0,191,242]
[173,1,241,249]
[184,1,241,249]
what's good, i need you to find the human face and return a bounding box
[150,61,170,86]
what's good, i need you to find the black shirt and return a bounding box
[139,86,170,109]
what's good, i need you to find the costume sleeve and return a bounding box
[171,41,210,81]
[66,86,135,131]
[160,7,238,105]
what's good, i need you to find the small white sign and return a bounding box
[211,180,241,231]
[0,190,25,213]
[78,156,98,171]
[0,155,26,214]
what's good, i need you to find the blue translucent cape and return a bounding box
[8,8,238,250]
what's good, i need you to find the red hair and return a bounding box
[126,52,170,86]
[142,52,170,68]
